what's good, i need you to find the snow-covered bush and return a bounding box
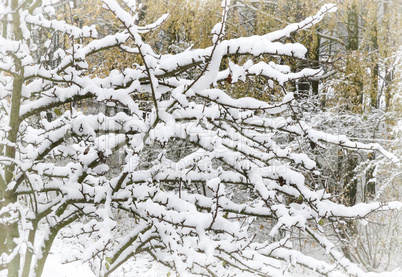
[0,0,401,276]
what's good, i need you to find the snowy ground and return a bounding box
[41,253,305,277]
[40,235,299,277]
[4,243,401,277]
[42,255,95,277]
[41,228,179,277]
[4,218,401,277]
[40,229,302,277]
[41,254,402,277]
[42,254,173,277]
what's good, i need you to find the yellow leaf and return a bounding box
[54,107,62,116]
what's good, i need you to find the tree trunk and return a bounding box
[347,3,359,51]
[345,152,358,206]
[370,22,379,109]
[3,0,24,275]
[311,31,321,96]
[364,154,376,201]
[343,2,360,206]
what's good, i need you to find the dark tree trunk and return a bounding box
[370,23,379,109]
[347,3,359,51]
[342,2,361,206]
[345,153,358,206]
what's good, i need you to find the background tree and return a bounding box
[226,0,401,209]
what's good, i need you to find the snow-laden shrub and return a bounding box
[0,1,400,276]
